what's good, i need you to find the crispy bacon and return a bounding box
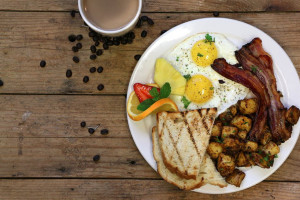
[211,58,269,141]
[236,39,291,143]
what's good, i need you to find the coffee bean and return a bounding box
[97,84,104,91]
[70,10,76,18]
[40,60,46,67]
[97,66,103,73]
[107,40,113,46]
[134,55,141,61]
[136,18,142,28]
[90,54,97,60]
[160,30,167,35]
[72,46,78,52]
[129,32,135,39]
[113,40,120,46]
[100,129,109,135]
[218,80,225,84]
[76,34,83,41]
[66,69,72,78]
[93,154,100,162]
[90,45,96,53]
[89,31,96,37]
[121,39,127,45]
[93,36,99,42]
[90,67,96,73]
[141,30,147,38]
[96,49,103,56]
[213,12,219,17]
[0,79,3,87]
[94,41,100,46]
[128,39,133,44]
[80,121,86,127]
[76,43,82,49]
[83,76,89,83]
[73,56,79,63]
[147,18,154,25]
[103,43,109,50]
[88,128,95,134]
[68,34,76,42]
[141,16,148,21]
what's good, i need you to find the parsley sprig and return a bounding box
[183,74,191,81]
[204,33,215,44]
[137,82,171,111]
[181,96,191,109]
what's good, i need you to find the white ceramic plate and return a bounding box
[126,18,300,194]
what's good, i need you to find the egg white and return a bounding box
[164,33,249,114]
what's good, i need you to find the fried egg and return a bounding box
[164,33,249,114]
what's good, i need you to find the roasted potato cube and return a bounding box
[211,122,222,137]
[225,169,245,187]
[238,130,247,140]
[260,126,272,145]
[231,116,252,133]
[217,153,235,177]
[219,105,238,124]
[245,153,255,166]
[236,152,248,167]
[207,142,223,159]
[285,105,300,125]
[262,141,280,156]
[223,138,243,153]
[244,141,258,152]
[229,105,238,116]
[251,152,270,168]
[221,126,238,138]
[238,98,258,115]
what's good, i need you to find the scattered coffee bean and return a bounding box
[93,36,99,42]
[94,41,100,46]
[160,30,167,35]
[76,34,83,41]
[73,56,80,63]
[72,46,78,52]
[134,54,141,61]
[97,84,104,91]
[107,40,113,46]
[141,16,148,21]
[66,69,72,78]
[136,18,142,28]
[93,154,100,162]
[76,43,82,49]
[83,76,89,83]
[128,39,133,44]
[90,67,96,73]
[40,60,46,68]
[90,45,96,53]
[113,40,120,46]
[80,121,86,127]
[121,39,127,45]
[89,32,95,37]
[88,128,95,134]
[218,80,225,84]
[68,34,76,42]
[90,54,97,60]
[70,10,76,18]
[213,11,219,17]
[129,32,135,39]
[141,30,147,37]
[103,43,109,50]
[0,80,3,87]
[97,66,103,73]
[96,49,103,56]
[147,17,154,25]
[100,129,109,135]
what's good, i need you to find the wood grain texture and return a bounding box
[0,12,299,94]
[0,179,299,200]
[0,0,300,12]
[0,95,299,180]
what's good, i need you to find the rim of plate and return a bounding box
[126,17,300,194]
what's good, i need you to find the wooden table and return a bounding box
[0,0,299,199]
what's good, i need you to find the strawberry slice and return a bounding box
[133,83,160,103]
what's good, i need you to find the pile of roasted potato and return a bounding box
[208,98,281,187]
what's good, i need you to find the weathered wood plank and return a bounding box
[0,179,299,200]
[0,0,299,12]
[0,12,299,94]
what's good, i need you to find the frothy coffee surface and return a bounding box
[83,0,139,30]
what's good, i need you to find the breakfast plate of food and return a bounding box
[126,18,300,194]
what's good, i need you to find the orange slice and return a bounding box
[127,90,178,121]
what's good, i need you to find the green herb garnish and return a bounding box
[204,33,215,44]
[251,65,258,73]
[243,122,248,125]
[197,53,203,57]
[216,136,223,144]
[274,154,278,158]
[181,96,191,109]
[183,74,191,81]
[176,57,179,61]
[210,87,214,90]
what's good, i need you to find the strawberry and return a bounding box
[133,83,160,103]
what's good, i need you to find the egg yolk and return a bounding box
[185,75,214,104]
[191,39,218,67]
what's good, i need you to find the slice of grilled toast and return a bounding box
[152,126,227,190]
[157,108,217,180]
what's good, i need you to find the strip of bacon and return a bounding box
[211,58,269,141]
[236,41,291,143]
